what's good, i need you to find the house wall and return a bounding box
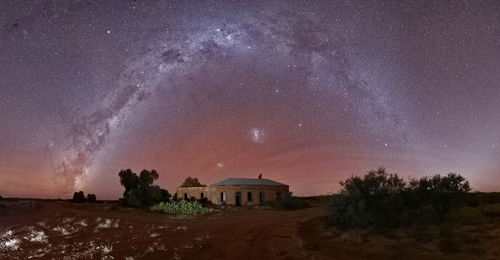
[176,185,289,206]
[176,187,209,200]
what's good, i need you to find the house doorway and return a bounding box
[235,192,242,206]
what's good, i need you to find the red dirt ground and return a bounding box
[0,200,327,259]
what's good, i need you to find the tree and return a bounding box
[72,191,86,203]
[181,176,206,187]
[139,169,159,187]
[87,193,97,203]
[119,169,139,196]
[118,169,170,207]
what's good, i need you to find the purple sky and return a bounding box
[0,0,499,199]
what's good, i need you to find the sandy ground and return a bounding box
[0,200,327,259]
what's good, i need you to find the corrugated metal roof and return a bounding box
[211,178,288,187]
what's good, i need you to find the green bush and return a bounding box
[329,168,471,229]
[151,200,213,215]
[329,168,406,228]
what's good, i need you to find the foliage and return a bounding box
[481,203,500,217]
[180,176,206,187]
[406,173,471,220]
[329,168,471,229]
[330,168,406,228]
[118,169,170,207]
[151,200,213,215]
[72,191,87,203]
[87,193,97,203]
[265,193,309,211]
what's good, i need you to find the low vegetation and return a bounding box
[150,200,213,215]
[265,193,309,211]
[118,169,170,207]
[329,167,471,229]
[314,168,500,256]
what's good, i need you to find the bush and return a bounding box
[151,200,213,215]
[72,191,87,203]
[199,197,214,208]
[481,203,500,217]
[266,193,309,211]
[450,207,484,225]
[329,168,471,229]
[329,168,406,228]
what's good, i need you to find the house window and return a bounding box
[247,192,252,202]
[276,192,281,201]
[184,193,188,200]
[220,192,227,202]
[259,192,265,202]
[201,192,206,199]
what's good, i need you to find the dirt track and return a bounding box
[0,200,327,259]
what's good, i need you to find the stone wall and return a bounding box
[176,185,289,206]
[176,187,209,200]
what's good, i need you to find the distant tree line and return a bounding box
[330,167,472,229]
[118,169,170,207]
[72,191,97,203]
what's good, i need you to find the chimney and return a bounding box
[258,173,262,179]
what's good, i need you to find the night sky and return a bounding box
[1,0,499,199]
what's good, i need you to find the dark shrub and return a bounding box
[481,204,500,217]
[330,168,406,228]
[280,193,309,210]
[266,193,309,211]
[199,197,214,208]
[407,173,471,220]
[125,192,142,207]
[329,168,471,229]
[72,191,86,203]
[87,194,97,203]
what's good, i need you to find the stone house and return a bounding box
[176,177,289,206]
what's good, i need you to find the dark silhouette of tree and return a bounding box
[139,169,159,186]
[180,176,206,187]
[72,191,86,203]
[87,193,97,203]
[118,169,170,207]
[119,169,139,196]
